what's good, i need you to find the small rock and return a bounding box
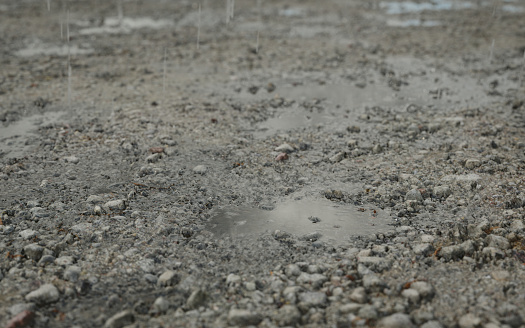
[63,156,80,164]
[228,309,262,326]
[439,245,464,261]
[193,165,207,174]
[86,195,104,204]
[410,281,434,300]
[362,274,385,292]
[103,199,126,213]
[275,152,288,161]
[433,185,451,199]
[157,270,180,287]
[55,256,75,267]
[24,244,44,261]
[19,229,37,240]
[285,264,302,277]
[458,313,481,328]
[347,126,361,133]
[8,303,36,316]
[401,288,420,304]
[413,243,434,256]
[276,305,301,326]
[186,289,207,309]
[226,273,241,285]
[151,297,170,314]
[339,303,362,314]
[491,270,510,281]
[465,159,481,169]
[347,139,359,148]
[146,153,161,163]
[38,255,55,267]
[296,272,328,288]
[358,304,378,320]
[275,143,294,153]
[330,152,346,163]
[486,234,510,250]
[421,321,444,328]
[377,313,416,328]
[64,266,81,282]
[406,189,423,202]
[349,287,367,304]
[104,310,134,328]
[298,292,327,307]
[357,256,392,272]
[372,144,383,154]
[25,284,59,304]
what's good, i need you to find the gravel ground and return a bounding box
[1,0,525,327]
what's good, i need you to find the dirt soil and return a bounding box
[1,0,525,327]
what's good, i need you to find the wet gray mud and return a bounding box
[1,1,525,328]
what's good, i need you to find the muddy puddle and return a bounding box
[0,112,64,158]
[206,198,391,245]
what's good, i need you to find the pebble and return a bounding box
[285,264,302,277]
[63,156,80,164]
[410,281,435,300]
[298,292,327,307]
[19,229,37,240]
[486,234,510,250]
[86,195,104,204]
[339,303,362,314]
[193,165,208,174]
[413,243,434,256]
[38,255,55,266]
[157,270,180,287]
[401,288,420,303]
[377,313,416,328]
[186,289,207,309]
[25,284,59,304]
[465,159,481,169]
[226,273,242,285]
[9,303,36,316]
[146,153,161,163]
[275,143,294,153]
[349,287,368,304]
[55,256,75,267]
[433,185,451,199]
[406,189,423,202]
[151,296,170,314]
[275,305,301,326]
[23,244,44,261]
[104,310,134,328]
[362,274,385,292]
[296,272,328,288]
[421,321,444,328]
[458,313,481,328]
[64,266,81,282]
[227,309,262,326]
[358,304,378,320]
[103,199,126,212]
[357,256,392,273]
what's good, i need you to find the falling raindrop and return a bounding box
[163,48,167,94]
[197,3,201,50]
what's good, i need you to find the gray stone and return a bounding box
[86,195,104,204]
[64,266,81,282]
[285,264,302,277]
[226,273,241,285]
[410,281,435,300]
[8,303,36,316]
[298,292,327,307]
[406,189,423,202]
[104,310,134,328]
[38,255,55,267]
[339,303,362,314]
[192,165,208,174]
[362,275,385,292]
[358,304,378,320]
[357,256,392,272]
[55,256,75,267]
[103,199,126,212]
[330,152,346,163]
[433,185,451,199]
[465,159,481,169]
[439,245,464,261]
[413,243,434,256]
[24,244,44,261]
[19,229,37,240]
[157,270,180,287]
[64,155,80,164]
[377,313,416,328]
[296,272,328,288]
[276,305,301,326]
[25,284,59,304]
[275,143,295,153]
[350,287,368,303]
[401,288,420,303]
[186,289,207,309]
[421,320,444,328]
[227,309,262,326]
[151,296,170,314]
[486,234,510,250]
[70,223,93,235]
[458,313,481,328]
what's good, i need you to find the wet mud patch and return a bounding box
[206,198,391,246]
